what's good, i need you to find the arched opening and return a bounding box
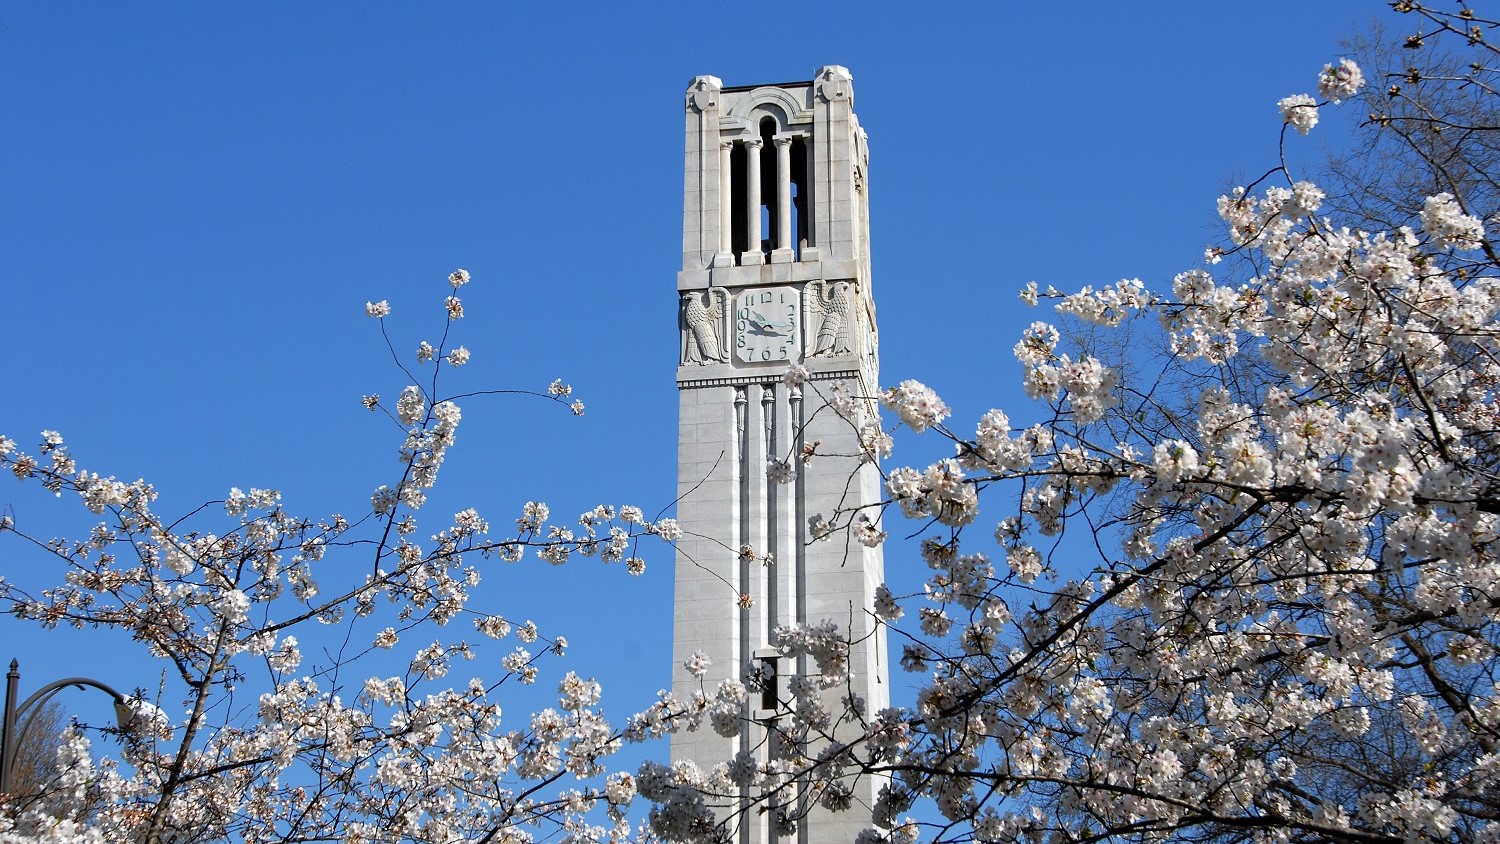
[759,116,777,258]
[730,143,748,263]
[791,135,808,258]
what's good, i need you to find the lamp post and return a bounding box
[1,659,134,797]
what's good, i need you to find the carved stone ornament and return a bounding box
[809,280,855,357]
[681,287,729,365]
[816,65,852,104]
[687,75,722,113]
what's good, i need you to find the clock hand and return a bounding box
[753,310,792,330]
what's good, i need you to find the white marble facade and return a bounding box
[673,67,888,844]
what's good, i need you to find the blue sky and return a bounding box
[1,0,1381,789]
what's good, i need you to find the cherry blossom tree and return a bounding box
[0,270,680,843]
[643,4,1500,843]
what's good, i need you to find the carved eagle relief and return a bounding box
[809,280,855,357]
[680,287,729,365]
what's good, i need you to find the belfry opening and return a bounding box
[726,112,809,266]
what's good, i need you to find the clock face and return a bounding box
[734,286,800,364]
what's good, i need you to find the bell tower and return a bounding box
[672,67,888,843]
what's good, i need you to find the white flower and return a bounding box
[225,486,247,516]
[447,346,470,366]
[216,589,251,625]
[1278,93,1318,135]
[684,650,711,677]
[268,635,302,672]
[365,300,391,318]
[858,418,893,463]
[570,399,586,416]
[411,642,449,679]
[767,459,796,484]
[517,500,550,531]
[445,295,464,319]
[1014,321,1060,366]
[396,386,425,425]
[163,546,194,575]
[881,380,950,433]
[1006,545,1043,583]
[417,341,435,362]
[1420,192,1486,250]
[918,607,951,637]
[808,514,834,541]
[1055,278,1150,326]
[371,484,397,515]
[1056,354,1117,423]
[558,671,600,711]
[783,364,810,388]
[1152,439,1201,484]
[605,772,636,806]
[653,518,683,541]
[475,615,511,639]
[1287,180,1325,219]
[449,268,471,288]
[873,584,903,621]
[1317,57,1364,103]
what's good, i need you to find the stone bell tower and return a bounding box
[672,67,888,843]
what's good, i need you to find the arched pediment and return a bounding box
[725,86,812,126]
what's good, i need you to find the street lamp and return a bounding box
[0,658,136,797]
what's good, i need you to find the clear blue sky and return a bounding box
[0,0,1378,772]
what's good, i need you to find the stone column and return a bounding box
[771,136,795,264]
[715,140,735,267]
[742,138,764,266]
